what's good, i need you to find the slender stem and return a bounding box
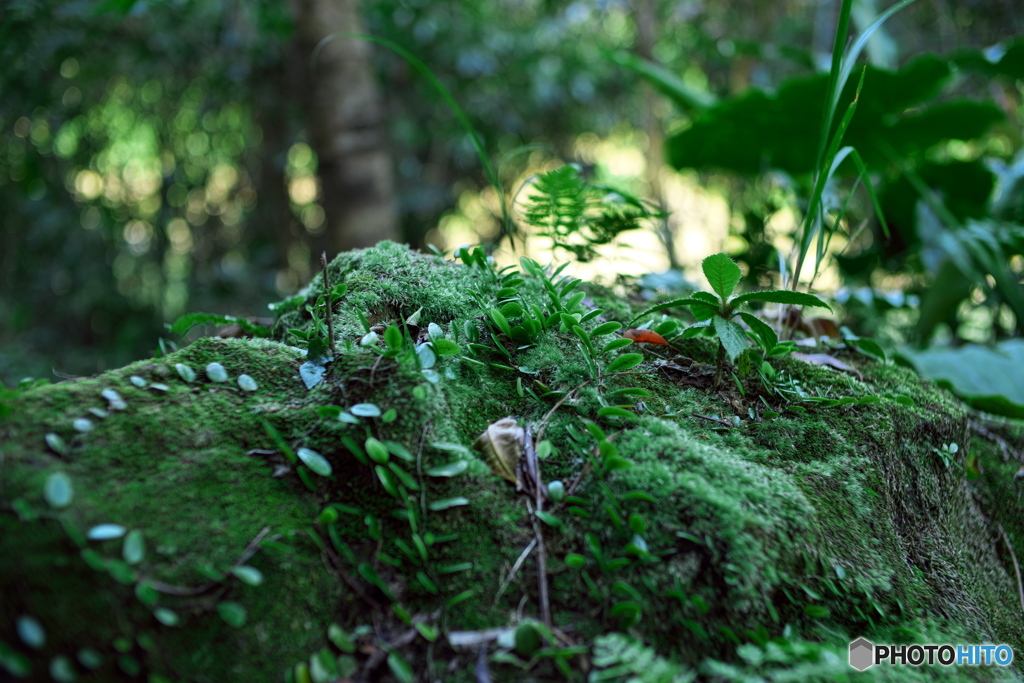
[321,252,336,355]
[714,342,725,389]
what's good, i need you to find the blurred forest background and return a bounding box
[2,0,1023,387]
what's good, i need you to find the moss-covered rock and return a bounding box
[2,241,1023,682]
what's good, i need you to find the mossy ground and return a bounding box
[1,241,1022,682]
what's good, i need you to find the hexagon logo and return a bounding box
[849,638,874,671]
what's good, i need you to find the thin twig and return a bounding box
[691,413,733,428]
[417,424,429,517]
[525,425,550,627]
[526,501,551,628]
[493,538,537,607]
[534,371,647,443]
[999,524,1024,616]
[321,540,382,611]
[321,252,336,355]
[150,526,274,596]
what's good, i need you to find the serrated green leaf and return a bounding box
[730,289,832,311]
[627,297,721,328]
[702,253,742,300]
[713,316,748,361]
[736,311,778,352]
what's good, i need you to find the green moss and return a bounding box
[2,242,1023,681]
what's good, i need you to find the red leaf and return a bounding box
[623,329,672,346]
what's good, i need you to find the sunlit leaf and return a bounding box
[297,447,332,476]
[231,565,264,586]
[88,524,126,541]
[43,472,73,508]
[428,497,469,511]
[702,253,742,301]
[122,530,145,565]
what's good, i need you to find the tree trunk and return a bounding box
[290,0,398,257]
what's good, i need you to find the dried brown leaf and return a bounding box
[473,417,523,485]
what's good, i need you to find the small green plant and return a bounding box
[629,253,831,388]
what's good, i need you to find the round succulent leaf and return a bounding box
[365,438,390,465]
[387,652,414,683]
[88,524,126,541]
[49,655,76,683]
[101,388,122,402]
[328,624,356,653]
[350,403,381,417]
[77,647,103,669]
[122,529,145,565]
[16,615,45,649]
[205,362,228,382]
[297,447,332,476]
[174,364,196,382]
[154,608,179,626]
[44,472,73,508]
[591,321,623,336]
[425,460,468,477]
[134,581,158,606]
[217,602,247,628]
[428,497,469,511]
[607,353,644,373]
[237,374,258,391]
[73,418,93,433]
[231,565,264,586]
[129,375,148,388]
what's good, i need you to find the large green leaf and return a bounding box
[731,290,832,311]
[702,253,742,301]
[713,316,748,362]
[899,340,1024,419]
[665,54,1003,176]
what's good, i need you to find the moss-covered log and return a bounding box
[2,242,1023,682]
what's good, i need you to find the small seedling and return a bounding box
[629,253,831,387]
